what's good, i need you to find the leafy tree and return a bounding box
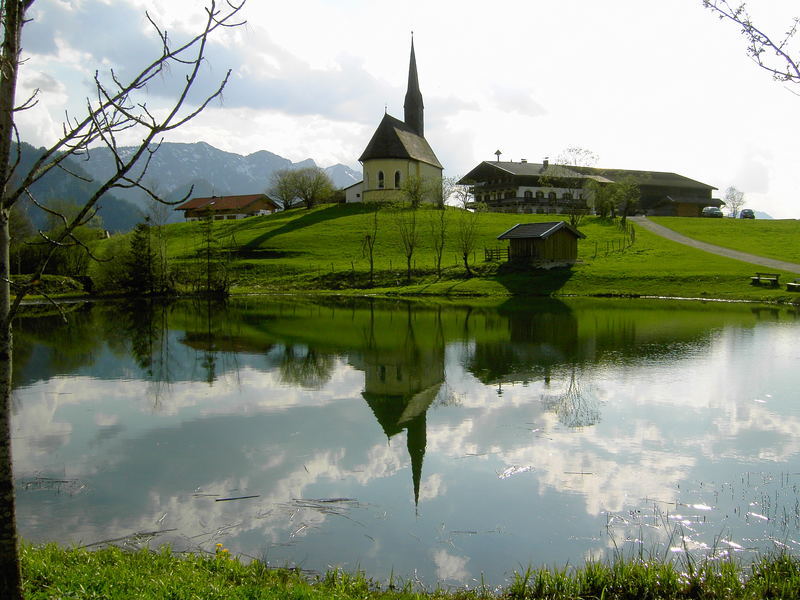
[0,2,246,597]
[400,174,427,209]
[703,1,799,90]
[614,176,641,225]
[267,168,299,210]
[122,222,156,294]
[270,167,335,210]
[724,185,745,217]
[586,179,616,219]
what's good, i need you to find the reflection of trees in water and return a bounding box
[278,345,335,390]
[541,367,600,428]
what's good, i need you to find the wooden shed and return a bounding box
[497,221,585,264]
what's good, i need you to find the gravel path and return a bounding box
[629,216,800,275]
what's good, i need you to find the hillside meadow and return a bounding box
[651,216,800,264]
[86,204,799,303]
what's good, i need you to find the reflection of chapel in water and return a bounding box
[349,307,445,507]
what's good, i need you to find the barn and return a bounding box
[497,221,585,265]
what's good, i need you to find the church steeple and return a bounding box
[403,35,424,137]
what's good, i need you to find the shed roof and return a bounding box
[358,113,442,168]
[497,221,586,241]
[175,193,277,212]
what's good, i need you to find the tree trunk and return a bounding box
[0,2,27,597]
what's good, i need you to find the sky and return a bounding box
[14,0,800,218]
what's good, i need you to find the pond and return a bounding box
[11,296,800,587]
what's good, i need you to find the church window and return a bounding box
[394,171,401,188]
[378,171,385,189]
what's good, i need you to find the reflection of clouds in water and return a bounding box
[418,473,445,503]
[432,548,470,583]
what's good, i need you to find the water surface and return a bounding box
[12,297,800,586]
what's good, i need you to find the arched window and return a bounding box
[378,171,385,189]
[535,191,544,200]
[524,190,533,199]
[394,171,401,188]
[562,192,573,200]
[548,192,557,200]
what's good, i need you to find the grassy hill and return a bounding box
[651,217,800,263]
[90,204,800,302]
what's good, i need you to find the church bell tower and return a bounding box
[403,36,424,137]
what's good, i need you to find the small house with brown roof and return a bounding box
[497,221,585,265]
[175,193,278,221]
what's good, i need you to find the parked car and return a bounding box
[739,209,755,219]
[701,206,724,218]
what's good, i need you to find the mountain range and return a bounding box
[14,141,362,232]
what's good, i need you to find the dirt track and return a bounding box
[629,216,800,275]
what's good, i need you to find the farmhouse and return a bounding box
[347,38,443,204]
[175,193,278,221]
[460,160,721,217]
[497,221,585,265]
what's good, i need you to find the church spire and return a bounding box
[403,34,424,137]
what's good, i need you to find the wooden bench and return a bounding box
[750,272,780,287]
[787,279,800,292]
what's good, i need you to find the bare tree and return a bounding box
[724,185,746,217]
[703,1,800,92]
[544,147,598,228]
[361,203,379,286]
[0,2,246,597]
[431,176,457,209]
[429,205,447,277]
[394,208,419,283]
[453,205,483,277]
[451,179,473,209]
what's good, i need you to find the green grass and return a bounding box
[21,543,800,599]
[85,205,800,303]
[651,217,800,264]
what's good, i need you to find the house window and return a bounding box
[505,191,514,199]
[548,192,557,200]
[378,171,385,189]
[535,191,544,200]
[562,193,573,200]
[394,171,401,188]
[524,191,532,199]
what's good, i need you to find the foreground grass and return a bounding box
[86,205,800,303]
[21,543,800,599]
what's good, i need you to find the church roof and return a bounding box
[358,113,442,169]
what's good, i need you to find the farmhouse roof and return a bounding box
[460,161,716,191]
[358,113,442,168]
[175,193,277,212]
[497,221,586,241]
